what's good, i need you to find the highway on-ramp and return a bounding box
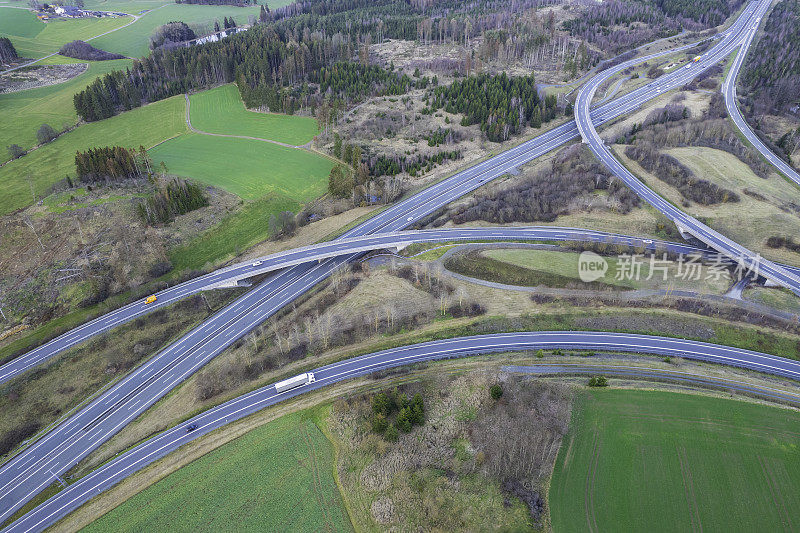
[0,0,777,523]
[574,0,800,294]
[0,5,766,388]
[5,331,800,532]
[722,12,800,187]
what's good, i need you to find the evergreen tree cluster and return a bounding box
[137,178,209,225]
[370,390,425,440]
[74,146,147,183]
[428,72,557,142]
[0,37,18,62]
[72,23,355,122]
[314,62,427,103]
[149,21,197,50]
[368,150,462,178]
[327,164,353,197]
[424,127,457,147]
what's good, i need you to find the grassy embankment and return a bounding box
[550,388,800,531]
[445,248,731,294]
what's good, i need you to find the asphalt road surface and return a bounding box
[12,222,800,385]
[5,331,800,532]
[0,0,781,524]
[0,11,750,388]
[574,0,800,294]
[722,15,800,187]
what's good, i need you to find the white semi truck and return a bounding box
[274,372,315,393]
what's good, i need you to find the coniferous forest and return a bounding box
[428,73,557,142]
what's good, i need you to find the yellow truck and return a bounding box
[145,295,157,304]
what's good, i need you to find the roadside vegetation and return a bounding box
[81,406,351,533]
[0,290,241,460]
[0,59,131,156]
[445,247,732,294]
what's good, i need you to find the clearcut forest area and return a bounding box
[550,389,800,532]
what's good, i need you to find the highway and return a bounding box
[0,0,779,523]
[504,363,800,405]
[722,13,800,187]
[7,220,800,386]
[574,0,800,295]
[2,224,777,386]
[5,331,800,532]
[0,10,755,389]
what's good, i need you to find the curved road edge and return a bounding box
[722,12,800,187]
[5,330,800,532]
[5,224,800,385]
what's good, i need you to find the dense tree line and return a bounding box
[447,144,640,225]
[563,0,708,54]
[72,22,356,121]
[59,40,125,61]
[741,0,800,113]
[149,21,197,50]
[137,178,209,225]
[428,72,556,142]
[624,144,739,205]
[0,37,18,62]
[651,0,742,26]
[368,150,462,178]
[74,146,147,183]
[270,0,544,46]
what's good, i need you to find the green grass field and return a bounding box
[80,0,295,15]
[0,7,133,58]
[1,59,132,154]
[0,95,186,215]
[549,389,800,532]
[91,4,259,58]
[81,407,353,533]
[450,249,730,294]
[189,84,319,145]
[149,133,332,201]
[168,193,301,271]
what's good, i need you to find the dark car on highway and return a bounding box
[186,423,198,433]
